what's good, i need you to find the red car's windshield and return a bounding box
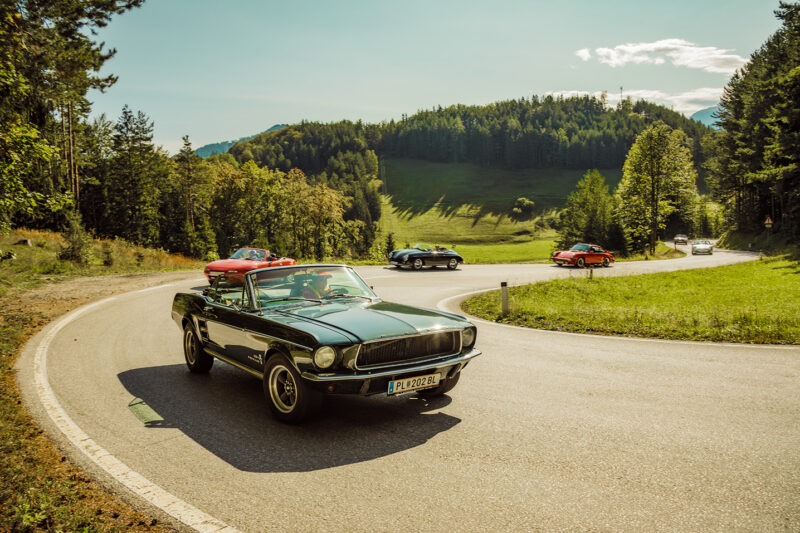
[570,244,590,252]
[230,248,267,261]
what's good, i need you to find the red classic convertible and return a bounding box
[204,248,296,283]
[551,243,614,268]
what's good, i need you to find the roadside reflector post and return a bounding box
[500,281,509,316]
[588,267,593,280]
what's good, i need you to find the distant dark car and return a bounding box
[551,243,615,268]
[388,243,464,270]
[172,264,480,423]
[674,234,688,245]
[691,239,713,255]
[204,247,295,284]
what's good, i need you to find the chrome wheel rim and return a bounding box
[269,365,297,413]
[184,328,197,365]
[448,258,457,268]
[413,259,422,269]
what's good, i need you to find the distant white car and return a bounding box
[692,240,713,255]
[674,234,688,245]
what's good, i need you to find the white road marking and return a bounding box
[31,286,240,533]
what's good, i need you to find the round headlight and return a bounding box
[313,346,336,369]
[462,327,476,348]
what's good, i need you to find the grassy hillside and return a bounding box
[383,158,623,218]
[377,158,621,261]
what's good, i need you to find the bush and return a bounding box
[57,213,93,265]
[102,244,114,266]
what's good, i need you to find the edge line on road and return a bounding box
[28,283,239,533]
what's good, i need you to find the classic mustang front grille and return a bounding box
[357,331,460,368]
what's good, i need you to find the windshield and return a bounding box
[695,240,711,245]
[570,244,590,252]
[251,266,376,307]
[230,248,266,261]
[413,243,432,250]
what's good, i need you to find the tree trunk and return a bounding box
[68,102,79,209]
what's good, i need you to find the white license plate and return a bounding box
[387,373,440,395]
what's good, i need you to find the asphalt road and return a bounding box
[17,247,800,532]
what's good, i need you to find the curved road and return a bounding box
[17,248,800,531]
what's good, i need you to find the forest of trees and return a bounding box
[704,2,800,239]
[229,97,710,190]
[3,0,797,262]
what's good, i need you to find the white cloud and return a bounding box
[547,87,723,115]
[582,38,746,74]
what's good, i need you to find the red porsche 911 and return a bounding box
[551,243,614,268]
[204,248,296,283]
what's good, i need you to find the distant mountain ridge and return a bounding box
[690,106,721,128]
[194,124,287,157]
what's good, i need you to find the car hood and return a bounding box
[205,258,259,270]
[554,250,574,257]
[276,300,468,342]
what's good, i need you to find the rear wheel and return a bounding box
[183,323,213,373]
[418,372,460,397]
[576,257,585,268]
[447,258,458,270]
[602,257,610,267]
[412,258,424,270]
[263,353,322,423]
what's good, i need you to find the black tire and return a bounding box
[418,372,460,398]
[576,257,585,268]
[447,258,458,270]
[263,353,322,423]
[183,323,213,373]
[412,258,424,270]
[602,257,609,267]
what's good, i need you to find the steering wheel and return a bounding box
[325,286,348,296]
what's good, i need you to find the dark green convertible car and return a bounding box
[171,264,480,422]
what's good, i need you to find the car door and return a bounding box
[203,275,250,361]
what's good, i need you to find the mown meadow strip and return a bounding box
[462,257,800,344]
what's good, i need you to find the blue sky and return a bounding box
[88,0,782,153]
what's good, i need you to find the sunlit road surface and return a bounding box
[18,248,800,531]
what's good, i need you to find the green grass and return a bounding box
[383,158,622,216]
[0,229,203,297]
[377,158,622,262]
[463,257,800,344]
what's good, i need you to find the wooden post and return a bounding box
[501,282,509,316]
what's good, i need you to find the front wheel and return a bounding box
[418,372,460,398]
[263,353,322,423]
[447,258,458,270]
[183,323,213,373]
[412,258,424,270]
[576,257,585,268]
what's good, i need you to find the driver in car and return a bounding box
[303,272,332,299]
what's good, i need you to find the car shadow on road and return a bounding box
[118,363,460,473]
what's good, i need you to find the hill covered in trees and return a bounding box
[227,96,711,195]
